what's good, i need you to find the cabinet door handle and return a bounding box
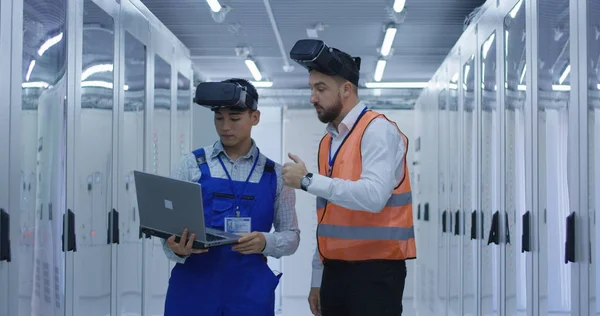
[62,209,77,252]
[521,211,531,252]
[487,211,500,245]
[442,210,448,233]
[471,210,477,240]
[454,210,460,236]
[565,212,576,263]
[0,209,11,262]
[107,209,120,244]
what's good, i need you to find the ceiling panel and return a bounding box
[141,0,488,89]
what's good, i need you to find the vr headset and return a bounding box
[194,81,258,111]
[289,39,361,86]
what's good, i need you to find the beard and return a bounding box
[315,95,343,124]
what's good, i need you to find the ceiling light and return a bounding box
[374,60,387,82]
[22,81,49,89]
[38,33,63,56]
[393,0,406,13]
[245,59,262,81]
[206,0,222,12]
[381,26,397,56]
[81,64,113,81]
[365,82,428,89]
[251,81,273,88]
[559,64,570,84]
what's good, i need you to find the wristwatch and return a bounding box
[300,173,313,191]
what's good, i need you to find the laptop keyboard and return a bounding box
[206,234,226,241]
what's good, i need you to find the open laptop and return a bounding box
[133,170,241,249]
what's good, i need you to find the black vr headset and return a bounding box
[194,81,258,111]
[289,39,361,86]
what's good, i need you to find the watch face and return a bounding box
[302,177,310,186]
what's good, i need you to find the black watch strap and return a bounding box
[301,173,313,191]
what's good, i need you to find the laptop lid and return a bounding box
[133,170,208,241]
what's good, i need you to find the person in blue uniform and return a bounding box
[161,78,301,316]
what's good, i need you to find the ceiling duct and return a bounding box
[262,0,294,73]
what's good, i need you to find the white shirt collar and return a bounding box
[325,101,366,138]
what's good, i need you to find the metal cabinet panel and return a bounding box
[447,62,462,316]
[503,2,531,315]
[71,0,117,315]
[437,85,449,315]
[19,0,69,315]
[537,0,575,314]
[478,27,500,316]
[461,50,478,316]
[0,0,10,315]
[143,53,172,315]
[587,0,600,314]
[116,29,148,316]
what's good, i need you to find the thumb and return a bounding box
[288,153,303,164]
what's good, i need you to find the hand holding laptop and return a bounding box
[231,232,266,255]
[166,228,209,256]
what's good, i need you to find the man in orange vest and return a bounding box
[283,40,417,316]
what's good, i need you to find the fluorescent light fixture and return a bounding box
[381,26,397,56]
[81,81,129,90]
[509,0,523,18]
[365,82,428,89]
[206,0,222,12]
[597,84,600,90]
[38,33,63,56]
[552,84,570,91]
[482,33,495,59]
[25,60,36,81]
[464,65,471,84]
[520,64,526,84]
[451,72,459,83]
[22,81,49,89]
[393,0,406,12]
[250,81,273,88]
[374,60,387,82]
[81,64,113,81]
[245,59,262,81]
[559,64,570,84]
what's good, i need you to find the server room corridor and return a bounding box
[0,0,599,315]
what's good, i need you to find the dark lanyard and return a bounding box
[328,107,368,175]
[217,148,260,216]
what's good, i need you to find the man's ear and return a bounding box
[251,110,261,126]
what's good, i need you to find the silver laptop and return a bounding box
[133,170,241,249]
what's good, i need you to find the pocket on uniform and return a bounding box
[210,197,234,228]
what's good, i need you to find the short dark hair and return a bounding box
[221,78,259,103]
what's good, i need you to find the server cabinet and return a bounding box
[116,1,150,314]
[460,31,478,316]
[536,0,577,314]
[70,0,119,315]
[18,0,70,314]
[478,22,501,316]
[588,0,600,313]
[143,27,175,315]
[437,80,449,315]
[0,0,11,314]
[502,0,533,315]
[447,56,462,316]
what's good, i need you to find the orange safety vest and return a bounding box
[315,109,417,262]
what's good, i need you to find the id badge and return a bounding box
[224,217,252,234]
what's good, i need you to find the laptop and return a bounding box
[133,170,241,249]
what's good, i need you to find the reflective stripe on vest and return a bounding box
[315,109,417,262]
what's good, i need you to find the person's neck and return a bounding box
[223,138,253,160]
[332,99,360,130]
